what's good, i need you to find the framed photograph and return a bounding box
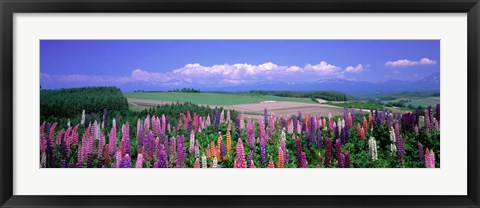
[1,0,479,207]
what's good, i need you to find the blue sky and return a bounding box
[40,40,440,90]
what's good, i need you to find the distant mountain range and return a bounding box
[122,72,440,95]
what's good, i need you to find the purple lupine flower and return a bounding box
[317,130,322,150]
[220,139,226,157]
[299,152,307,168]
[334,125,340,140]
[120,154,131,168]
[298,112,302,124]
[155,144,168,168]
[235,117,241,139]
[187,120,193,136]
[175,135,185,168]
[340,127,346,144]
[292,116,298,133]
[338,152,346,168]
[436,103,440,124]
[418,143,425,163]
[281,142,288,164]
[344,107,348,122]
[264,108,268,130]
[260,136,267,168]
[145,132,156,162]
[424,109,431,130]
[214,110,220,132]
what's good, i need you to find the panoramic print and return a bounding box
[40,40,440,168]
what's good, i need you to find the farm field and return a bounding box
[124,92,317,106]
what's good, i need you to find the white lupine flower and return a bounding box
[112,118,116,129]
[212,157,218,168]
[67,118,71,127]
[341,119,346,129]
[81,110,85,125]
[390,143,397,156]
[280,128,286,143]
[201,154,207,168]
[389,127,396,142]
[368,136,378,161]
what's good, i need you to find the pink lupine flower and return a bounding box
[135,154,144,168]
[424,149,436,168]
[249,160,256,168]
[115,150,122,168]
[109,125,117,153]
[194,158,201,168]
[234,138,246,168]
[268,157,275,168]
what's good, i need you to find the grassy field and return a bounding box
[380,96,440,108]
[405,96,440,107]
[124,92,316,105]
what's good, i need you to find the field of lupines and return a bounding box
[40,104,440,168]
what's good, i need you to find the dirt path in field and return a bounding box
[128,98,345,117]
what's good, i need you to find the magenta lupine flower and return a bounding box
[135,154,144,168]
[120,154,131,168]
[418,143,425,163]
[325,138,333,166]
[299,152,307,168]
[424,109,431,130]
[424,148,436,168]
[115,150,121,168]
[56,129,65,145]
[414,125,419,134]
[109,125,117,153]
[295,136,303,166]
[335,138,342,162]
[144,114,150,132]
[234,138,246,168]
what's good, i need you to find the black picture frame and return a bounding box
[1,0,479,207]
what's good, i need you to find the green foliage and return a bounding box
[41,87,128,118]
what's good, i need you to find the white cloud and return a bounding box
[41,61,361,88]
[385,58,437,67]
[345,64,365,73]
